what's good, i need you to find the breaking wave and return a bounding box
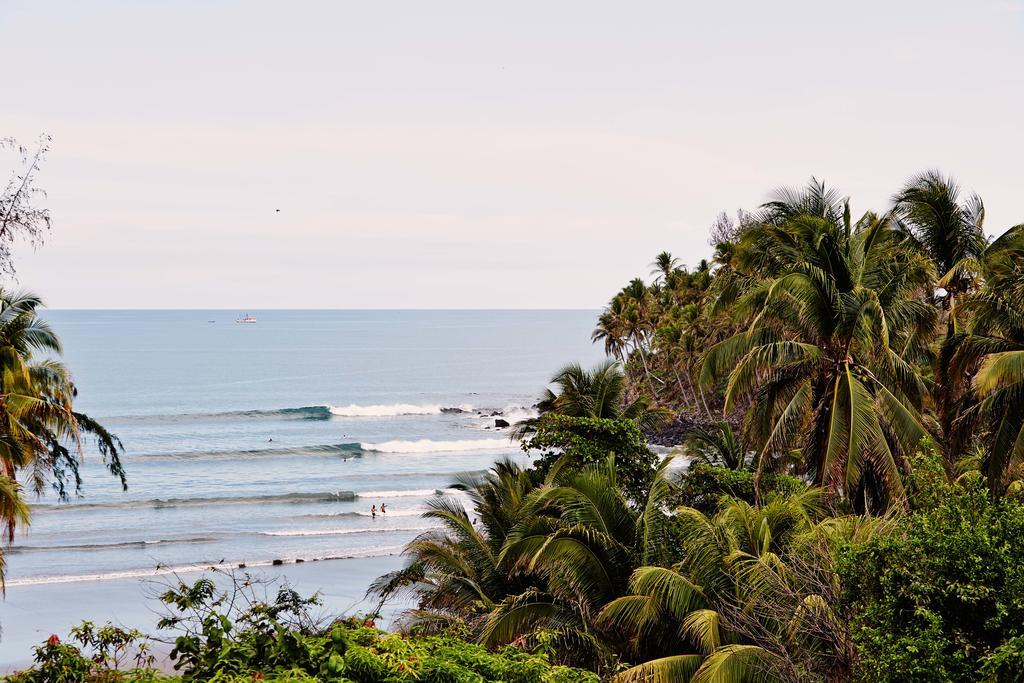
[328,403,473,417]
[8,537,218,554]
[104,403,474,423]
[31,491,360,512]
[359,438,512,454]
[259,525,439,538]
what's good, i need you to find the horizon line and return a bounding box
[40,307,603,312]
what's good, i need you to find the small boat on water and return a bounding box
[236,313,257,323]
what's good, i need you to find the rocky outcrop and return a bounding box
[644,408,744,447]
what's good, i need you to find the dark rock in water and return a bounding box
[295,558,305,563]
[644,408,744,447]
[238,563,246,569]
[484,426,491,430]
[441,407,465,414]
[495,418,510,428]
[272,559,284,566]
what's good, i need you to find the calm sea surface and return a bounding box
[5,310,603,585]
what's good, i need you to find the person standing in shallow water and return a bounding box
[371,505,377,519]
[380,502,386,514]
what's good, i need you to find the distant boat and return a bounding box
[236,313,257,324]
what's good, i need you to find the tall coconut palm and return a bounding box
[650,251,682,284]
[0,289,125,589]
[944,225,1024,492]
[618,279,661,396]
[893,172,992,466]
[893,171,988,338]
[701,181,935,510]
[593,297,631,361]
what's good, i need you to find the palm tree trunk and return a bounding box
[672,367,693,407]
[634,334,658,397]
[697,382,712,417]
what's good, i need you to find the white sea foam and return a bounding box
[498,405,538,424]
[260,525,439,537]
[304,508,427,519]
[357,489,443,499]
[5,548,408,587]
[327,403,473,417]
[359,438,512,453]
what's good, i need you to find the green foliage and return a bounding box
[522,414,657,503]
[672,463,806,514]
[6,625,166,683]
[604,488,857,682]
[157,578,342,681]
[906,437,953,512]
[515,360,667,439]
[8,593,597,683]
[839,481,1024,682]
[0,290,126,589]
[682,420,750,470]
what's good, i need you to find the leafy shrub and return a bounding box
[341,645,388,682]
[522,414,657,502]
[418,656,484,683]
[839,478,1024,682]
[672,462,806,513]
[6,625,164,683]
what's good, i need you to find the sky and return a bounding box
[2,0,1022,309]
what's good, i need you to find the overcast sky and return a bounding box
[2,1,1022,308]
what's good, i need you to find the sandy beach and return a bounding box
[0,554,407,673]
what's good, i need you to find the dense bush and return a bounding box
[7,621,597,683]
[5,625,166,683]
[671,462,806,513]
[839,476,1024,682]
[521,414,657,502]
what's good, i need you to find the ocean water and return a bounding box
[4,310,604,587]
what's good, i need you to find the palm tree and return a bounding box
[893,171,988,338]
[367,458,538,629]
[513,360,667,438]
[701,181,935,510]
[593,298,631,361]
[602,490,877,682]
[683,421,749,470]
[0,289,125,589]
[617,279,661,396]
[944,225,1024,492]
[376,455,678,673]
[893,172,992,466]
[650,251,682,283]
[480,456,676,671]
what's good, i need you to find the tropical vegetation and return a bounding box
[369,171,1024,682]
[6,575,598,683]
[8,167,1024,681]
[0,290,126,589]
[0,135,126,590]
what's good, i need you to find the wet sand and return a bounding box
[0,554,408,673]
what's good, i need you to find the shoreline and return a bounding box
[0,553,409,671]
[4,546,408,588]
